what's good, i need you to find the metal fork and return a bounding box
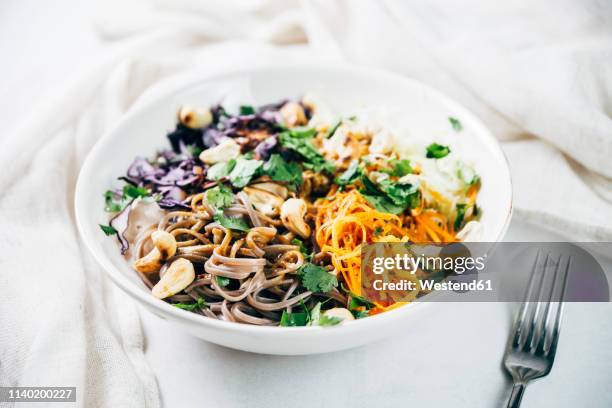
[503,252,571,408]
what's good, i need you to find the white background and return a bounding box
[2,1,611,406]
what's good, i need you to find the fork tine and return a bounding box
[524,254,556,350]
[529,255,562,351]
[539,256,571,355]
[511,251,544,348]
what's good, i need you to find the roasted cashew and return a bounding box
[280,198,310,239]
[133,230,177,273]
[151,258,195,299]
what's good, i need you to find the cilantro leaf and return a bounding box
[228,158,263,188]
[239,105,255,115]
[348,293,375,310]
[318,315,343,326]
[297,263,338,293]
[347,290,375,319]
[173,297,207,311]
[449,117,462,132]
[205,185,233,210]
[104,185,149,213]
[359,174,418,215]
[262,154,303,189]
[361,193,405,215]
[123,184,149,199]
[287,127,317,138]
[378,179,421,209]
[353,310,369,319]
[206,159,236,181]
[103,190,123,212]
[216,276,231,287]
[454,203,467,232]
[99,224,117,236]
[278,129,335,174]
[214,213,250,232]
[335,160,361,186]
[291,238,313,262]
[280,310,309,327]
[390,159,412,177]
[186,145,203,158]
[426,143,451,159]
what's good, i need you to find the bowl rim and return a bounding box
[75,63,513,335]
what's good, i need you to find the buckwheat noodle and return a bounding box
[133,192,346,325]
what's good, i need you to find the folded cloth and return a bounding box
[1,0,611,406]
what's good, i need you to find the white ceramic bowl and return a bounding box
[75,65,512,355]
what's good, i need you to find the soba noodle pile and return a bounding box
[132,194,346,325]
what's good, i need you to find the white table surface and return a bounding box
[4,2,611,407]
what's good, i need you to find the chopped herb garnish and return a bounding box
[123,184,149,199]
[239,105,255,115]
[291,238,313,262]
[205,185,233,210]
[457,165,480,186]
[280,310,309,327]
[348,293,376,310]
[186,145,204,157]
[335,160,361,186]
[454,203,467,232]
[99,224,117,236]
[278,128,335,174]
[287,127,317,139]
[216,276,231,287]
[104,191,123,213]
[449,117,462,132]
[359,174,420,215]
[353,310,369,319]
[262,154,303,190]
[377,179,421,209]
[318,315,343,326]
[214,213,250,232]
[389,159,412,177]
[228,158,263,188]
[103,185,149,213]
[361,194,405,214]
[326,120,342,139]
[297,263,338,294]
[173,297,207,311]
[426,143,451,159]
[206,159,236,181]
[308,302,322,325]
[374,227,384,236]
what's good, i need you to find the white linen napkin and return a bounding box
[1,0,610,406]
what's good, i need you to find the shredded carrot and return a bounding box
[314,190,457,314]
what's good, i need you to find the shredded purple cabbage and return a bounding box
[109,203,131,254]
[107,100,297,244]
[254,136,278,160]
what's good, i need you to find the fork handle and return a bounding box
[507,383,526,408]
